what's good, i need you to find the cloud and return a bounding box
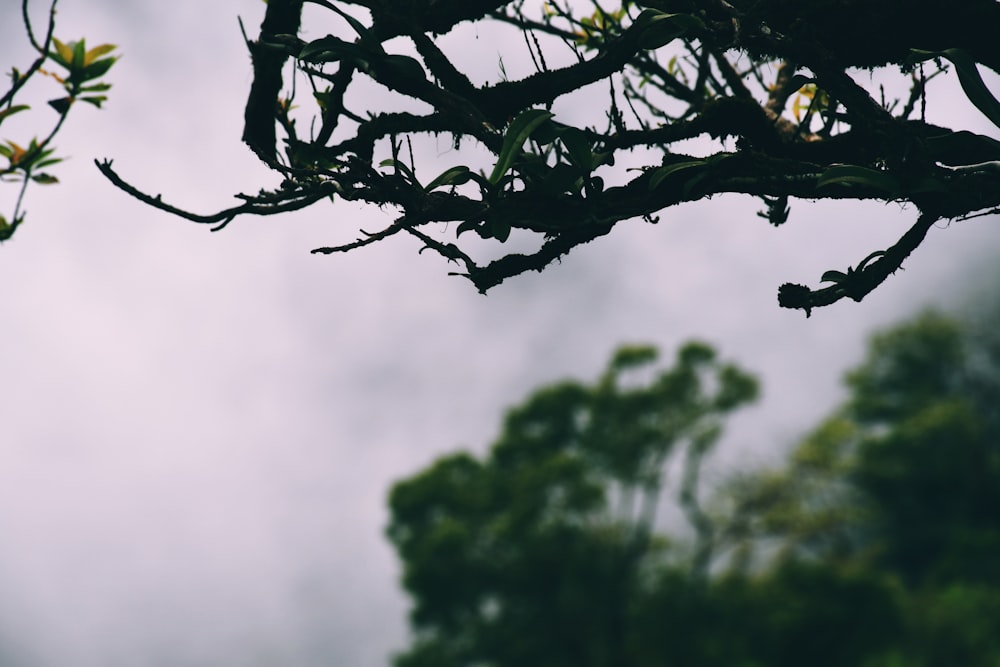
[0,1,998,665]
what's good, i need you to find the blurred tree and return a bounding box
[387,342,759,667]
[1,0,118,243]
[725,308,1000,665]
[99,0,1000,314]
[389,309,1000,666]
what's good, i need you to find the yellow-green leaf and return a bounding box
[84,43,117,66]
[51,37,74,67]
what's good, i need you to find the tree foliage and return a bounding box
[387,341,758,667]
[389,309,1000,666]
[99,0,1000,314]
[721,308,1000,665]
[1,0,117,242]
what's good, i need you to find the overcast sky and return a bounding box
[1,2,998,666]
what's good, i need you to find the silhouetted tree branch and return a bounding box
[100,0,1000,314]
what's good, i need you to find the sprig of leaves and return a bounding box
[45,37,118,111]
[1,22,118,244]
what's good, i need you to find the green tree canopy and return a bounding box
[724,308,1000,665]
[99,0,1000,314]
[387,342,758,667]
[389,309,1000,666]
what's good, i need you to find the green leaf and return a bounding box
[79,57,117,83]
[380,54,426,84]
[531,119,565,145]
[79,82,113,93]
[816,165,900,193]
[634,10,703,50]
[299,36,369,63]
[80,96,107,108]
[540,163,585,194]
[35,156,63,169]
[456,219,481,237]
[50,38,74,68]
[488,109,554,184]
[821,270,849,284]
[0,213,22,241]
[48,97,73,114]
[72,39,86,69]
[490,218,511,242]
[648,160,704,190]
[0,104,29,126]
[379,158,419,186]
[83,43,117,66]
[424,165,472,192]
[31,173,59,184]
[911,49,1000,128]
[559,128,595,171]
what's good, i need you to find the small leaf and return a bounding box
[816,165,899,193]
[80,57,117,82]
[379,158,419,186]
[72,39,87,69]
[490,218,511,242]
[299,36,350,63]
[531,119,566,145]
[48,97,73,114]
[0,104,30,125]
[634,11,703,50]
[540,163,585,194]
[559,128,595,170]
[35,156,63,169]
[31,173,59,184]
[300,35,379,63]
[821,270,848,284]
[50,38,74,68]
[0,140,26,164]
[380,54,426,84]
[648,160,704,190]
[80,96,107,108]
[83,43,117,66]
[855,250,886,272]
[488,108,554,184]
[424,166,472,192]
[79,82,112,93]
[456,219,481,237]
[0,213,23,241]
[786,74,815,94]
[681,171,709,198]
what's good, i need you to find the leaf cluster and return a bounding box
[1,0,117,242]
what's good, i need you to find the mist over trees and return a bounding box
[388,307,1000,666]
[98,0,1000,314]
[5,2,1000,664]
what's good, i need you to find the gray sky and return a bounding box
[1,2,998,666]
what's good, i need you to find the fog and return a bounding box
[0,2,997,665]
